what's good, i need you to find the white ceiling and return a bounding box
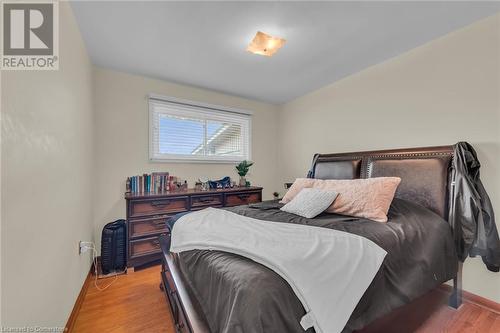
[71,1,500,104]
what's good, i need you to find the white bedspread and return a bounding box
[170,207,387,333]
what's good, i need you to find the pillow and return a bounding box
[280,188,338,219]
[281,177,401,222]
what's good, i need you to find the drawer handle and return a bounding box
[151,201,171,207]
[237,194,251,200]
[153,240,160,247]
[153,220,165,226]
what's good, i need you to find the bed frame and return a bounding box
[160,145,462,333]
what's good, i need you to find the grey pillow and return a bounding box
[280,188,338,219]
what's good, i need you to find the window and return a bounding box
[149,96,252,162]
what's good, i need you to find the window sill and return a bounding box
[149,158,247,164]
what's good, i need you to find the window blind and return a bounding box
[149,98,251,162]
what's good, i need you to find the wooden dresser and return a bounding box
[125,186,263,269]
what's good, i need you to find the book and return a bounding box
[152,172,169,194]
[127,172,171,195]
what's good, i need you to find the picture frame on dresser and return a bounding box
[125,186,263,269]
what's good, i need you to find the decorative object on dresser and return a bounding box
[208,176,232,189]
[125,186,263,269]
[235,160,253,186]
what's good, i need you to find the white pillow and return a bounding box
[280,188,338,219]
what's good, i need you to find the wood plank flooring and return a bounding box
[72,265,500,332]
[72,265,173,333]
[358,286,500,333]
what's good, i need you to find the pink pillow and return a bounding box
[281,177,401,222]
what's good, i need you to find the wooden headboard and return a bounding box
[308,145,455,220]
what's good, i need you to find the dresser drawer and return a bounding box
[129,197,188,217]
[225,192,261,207]
[191,193,223,210]
[129,216,171,239]
[129,235,165,259]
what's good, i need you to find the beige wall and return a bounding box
[1,2,94,327]
[278,14,500,302]
[93,68,280,250]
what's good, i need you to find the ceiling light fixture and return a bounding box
[247,31,286,57]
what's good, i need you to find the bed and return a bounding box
[159,145,462,333]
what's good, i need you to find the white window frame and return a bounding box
[148,94,252,163]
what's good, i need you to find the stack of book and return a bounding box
[126,172,169,194]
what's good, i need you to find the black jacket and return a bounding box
[451,142,500,272]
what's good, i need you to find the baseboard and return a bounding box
[65,264,93,332]
[439,284,500,315]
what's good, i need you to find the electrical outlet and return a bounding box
[79,241,94,255]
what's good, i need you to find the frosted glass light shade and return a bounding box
[247,31,286,57]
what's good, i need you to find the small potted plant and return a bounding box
[235,160,253,187]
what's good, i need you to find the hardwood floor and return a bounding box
[72,265,174,333]
[358,287,500,333]
[72,265,500,333]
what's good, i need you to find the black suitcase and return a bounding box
[101,219,126,275]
